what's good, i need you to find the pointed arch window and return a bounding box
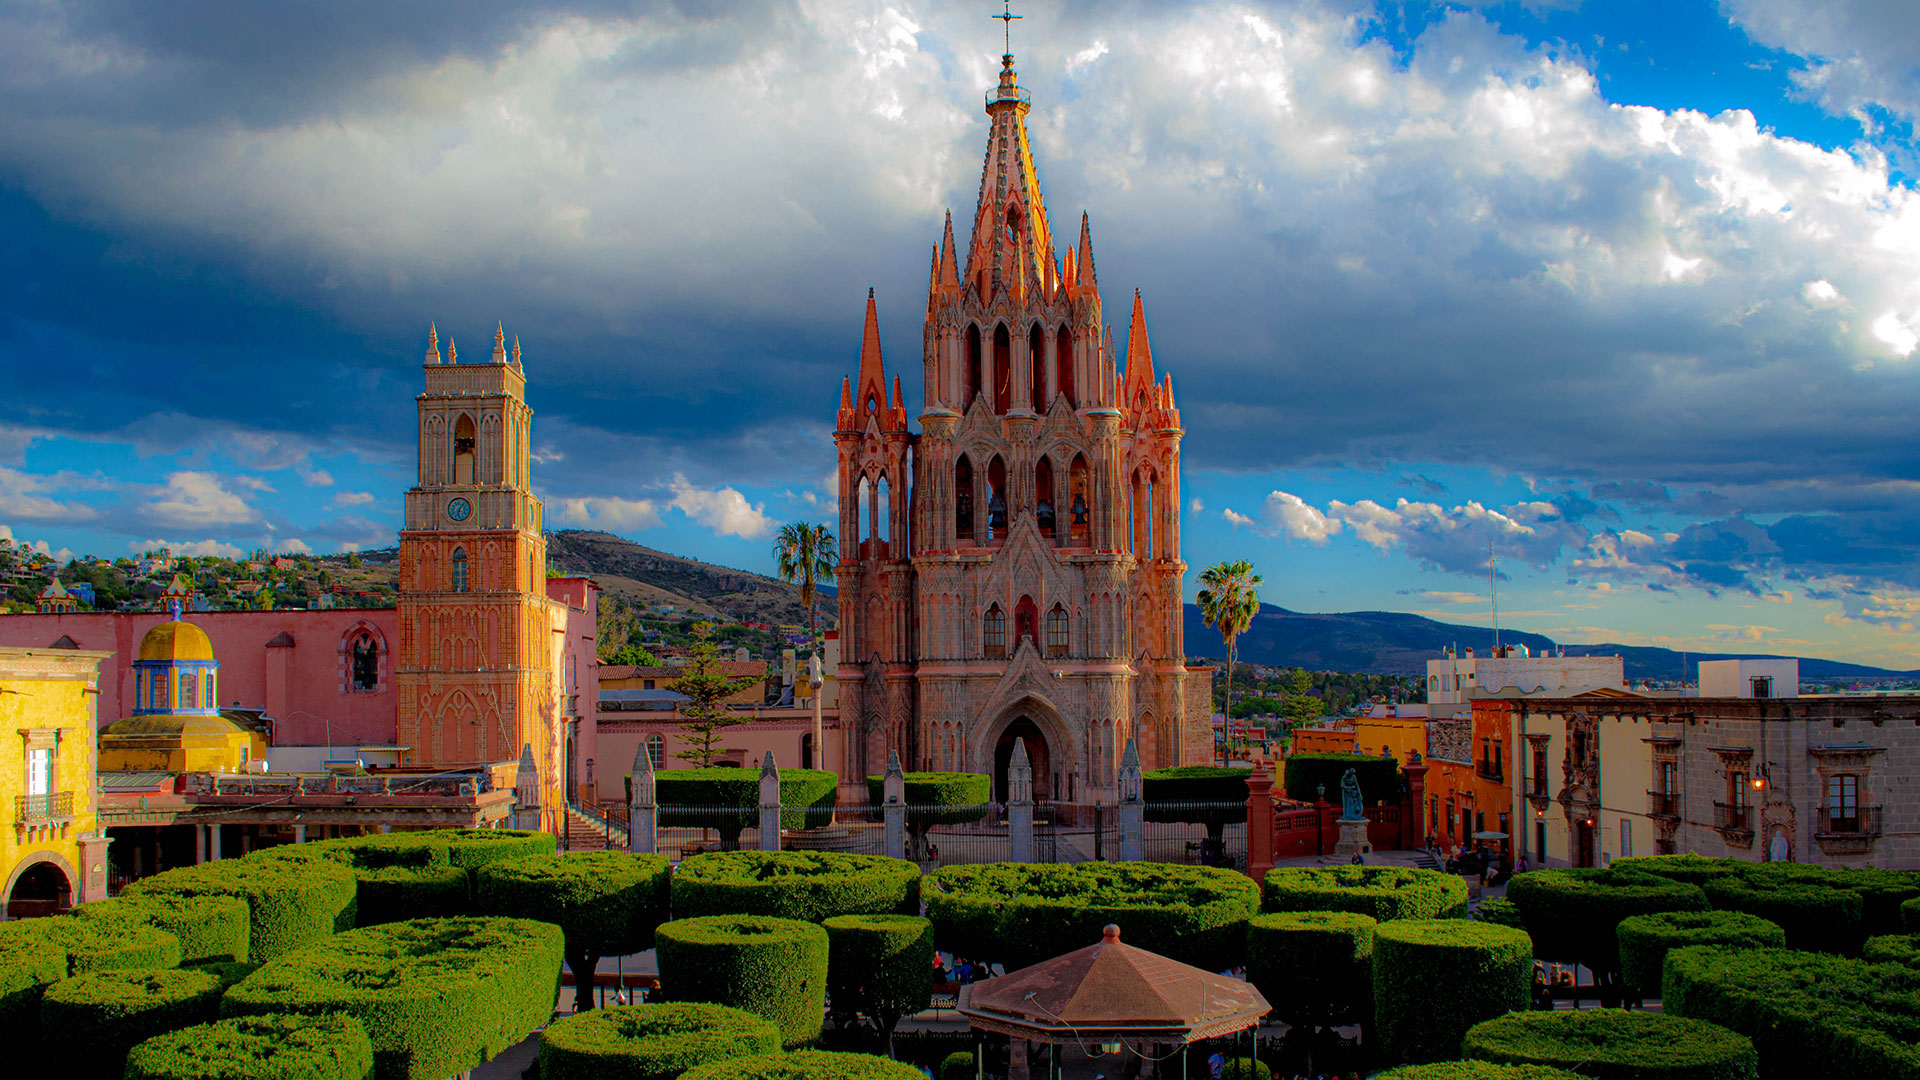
[1046,604,1068,657]
[954,455,974,543]
[983,605,1007,659]
[1068,454,1091,543]
[451,547,469,593]
[351,632,379,691]
[993,324,1012,413]
[965,325,982,405]
[452,414,476,484]
[987,456,1008,540]
[1028,322,1045,411]
[1056,325,1075,408]
[1035,456,1056,538]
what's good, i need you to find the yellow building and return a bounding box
[2,645,111,916]
[99,617,264,774]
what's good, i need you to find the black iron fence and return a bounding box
[1141,800,1247,869]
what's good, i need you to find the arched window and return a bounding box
[646,734,665,770]
[452,414,476,484]
[993,324,1012,413]
[1046,604,1068,657]
[177,670,194,710]
[1028,322,1044,411]
[1015,596,1039,648]
[1034,457,1056,538]
[965,325,982,406]
[876,475,890,543]
[451,548,468,593]
[1068,454,1091,543]
[352,633,379,691]
[983,605,1007,659]
[986,456,1008,540]
[203,669,216,708]
[954,455,974,542]
[856,475,871,546]
[1056,325,1075,407]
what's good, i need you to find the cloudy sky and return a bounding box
[5,0,1920,668]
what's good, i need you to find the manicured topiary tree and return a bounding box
[1218,1059,1271,1080]
[1463,1008,1758,1080]
[1282,752,1399,806]
[0,911,182,975]
[1373,1066,1584,1080]
[1246,911,1374,1030]
[657,767,841,848]
[655,915,829,1049]
[1473,898,1527,933]
[1505,868,1707,978]
[1864,934,1920,966]
[1836,867,1920,937]
[926,862,1261,972]
[825,914,935,1048]
[1610,855,1749,888]
[75,893,251,963]
[864,771,990,858]
[0,932,65,1042]
[123,1013,375,1080]
[1663,945,1920,1079]
[1262,865,1468,922]
[1142,766,1253,855]
[436,827,559,875]
[939,1051,976,1080]
[42,967,225,1080]
[223,916,563,1080]
[679,1050,926,1080]
[673,850,920,922]
[1615,910,1785,997]
[476,851,673,1010]
[125,854,356,962]
[1904,896,1920,933]
[1373,919,1532,1066]
[537,1002,783,1080]
[1701,873,1864,954]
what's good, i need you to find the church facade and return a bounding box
[835,52,1211,806]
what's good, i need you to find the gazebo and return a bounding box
[957,925,1271,1079]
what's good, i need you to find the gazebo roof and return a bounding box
[957,925,1270,1045]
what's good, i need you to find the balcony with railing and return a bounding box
[1476,759,1504,783]
[1819,806,1882,838]
[1712,801,1753,842]
[1523,775,1551,800]
[1646,790,1680,818]
[15,791,74,825]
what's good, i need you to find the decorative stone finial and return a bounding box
[492,322,507,363]
[425,323,442,364]
[1102,924,1120,943]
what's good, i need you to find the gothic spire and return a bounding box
[512,335,523,370]
[856,288,886,410]
[1076,212,1098,291]
[1125,289,1156,399]
[965,52,1053,299]
[493,321,507,363]
[939,209,960,286]
[425,323,442,364]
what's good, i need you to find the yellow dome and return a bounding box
[138,620,215,662]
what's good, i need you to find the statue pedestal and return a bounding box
[1333,816,1372,860]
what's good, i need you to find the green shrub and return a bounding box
[477,851,673,1010]
[1373,919,1532,1066]
[1262,865,1468,922]
[1462,1008,1757,1080]
[657,767,841,843]
[1473,898,1527,932]
[655,915,829,1049]
[926,862,1260,972]
[1610,855,1750,887]
[0,932,65,1042]
[1864,934,1920,966]
[1219,1060,1271,1080]
[1905,896,1920,933]
[1373,1066,1584,1080]
[674,850,920,922]
[123,1013,375,1080]
[537,1002,782,1080]
[1505,868,1708,972]
[351,864,472,926]
[1663,945,1920,1079]
[75,893,251,963]
[42,967,224,1079]
[1282,752,1399,806]
[864,772,990,856]
[1836,867,1920,937]
[437,827,559,873]
[825,914,935,1038]
[1246,911,1374,1027]
[939,1051,975,1080]
[223,916,563,1080]
[0,911,182,974]
[125,855,356,961]
[1143,766,1252,846]
[1701,874,1864,954]
[1616,911,1785,996]
[679,1050,925,1080]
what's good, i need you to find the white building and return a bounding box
[1697,659,1798,699]
[1427,645,1626,705]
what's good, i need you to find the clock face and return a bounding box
[447,497,472,522]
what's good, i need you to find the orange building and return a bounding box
[1424,700,1517,856]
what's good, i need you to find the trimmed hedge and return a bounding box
[1282,752,1399,806]
[1462,1008,1757,1080]
[0,911,181,975]
[1373,919,1532,1066]
[477,851,673,1009]
[939,1051,975,1080]
[352,865,472,927]
[1374,1067,1585,1080]
[125,855,356,961]
[679,1050,926,1080]
[1864,934,1920,966]
[1611,855,1750,887]
[538,1002,782,1080]
[864,771,990,817]
[1616,911,1785,996]
[657,767,841,831]
[1505,868,1708,971]
[1246,911,1374,1027]
[1663,945,1920,1079]
[655,915,829,1049]
[124,1012,375,1080]
[76,893,251,963]
[1473,898,1527,932]
[1143,766,1253,844]
[825,914,935,1035]
[1218,1060,1270,1080]
[926,862,1260,972]
[42,967,224,1079]
[1612,857,1920,942]
[1701,874,1864,954]
[223,916,563,1080]
[1905,896,1920,933]
[437,827,559,873]
[674,850,920,923]
[0,932,66,1042]
[1262,865,1468,922]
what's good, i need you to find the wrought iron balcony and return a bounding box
[1646,790,1680,818]
[1712,801,1751,833]
[1523,776,1551,799]
[15,791,73,824]
[1819,806,1882,838]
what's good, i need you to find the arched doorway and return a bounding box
[6,857,72,919]
[993,716,1052,804]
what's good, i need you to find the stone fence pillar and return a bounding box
[1117,736,1144,862]
[1245,760,1275,885]
[629,739,658,855]
[1008,738,1035,863]
[757,751,783,852]
[882,750,907,860]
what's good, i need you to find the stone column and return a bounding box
[208,823,222,861]
[194,823,207,864]
[882,750,908,860]
[293,824,307,844]
[1009,739,1035,863]
[1117,736,1144,862]
[629,738,657,855]
[758,751,783,852]
[1245,760,1275,885]
[76,834,111,904]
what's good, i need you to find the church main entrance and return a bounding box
[993,716,1051,804]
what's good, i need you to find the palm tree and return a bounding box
[773,523,838,656]
[1197,559,1263,767]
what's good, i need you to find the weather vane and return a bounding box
[993,1,1021,56]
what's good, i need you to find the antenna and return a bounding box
[1489,540,1500,655]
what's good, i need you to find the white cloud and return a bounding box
[281,539,312,554]
[333,491,376,506]
[1190,497,1204,514]
[135,538,246,559]
[1724,0,1920,121]
[1870,311,1917,356]
[0,467,96,522]
[669,475,774,540]
[1803,278,1843,305]
[145,471,259,528]
[1223,507,1255,528]
[1247,489,1343,543]
[302,469,335,487]
[557,495,664,533]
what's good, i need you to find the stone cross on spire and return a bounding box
[993,1,1021,56]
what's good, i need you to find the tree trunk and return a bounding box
[568,948,601,1011]
[1222,638,1238,767]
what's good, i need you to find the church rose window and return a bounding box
[984,605,1006,659]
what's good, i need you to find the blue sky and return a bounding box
[5,1,1920,668]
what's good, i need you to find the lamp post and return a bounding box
[808,651,824,772]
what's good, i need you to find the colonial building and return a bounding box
[2,645,111,916]
[835,49,1210,806]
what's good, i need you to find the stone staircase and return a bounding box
[563,805,625,851]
